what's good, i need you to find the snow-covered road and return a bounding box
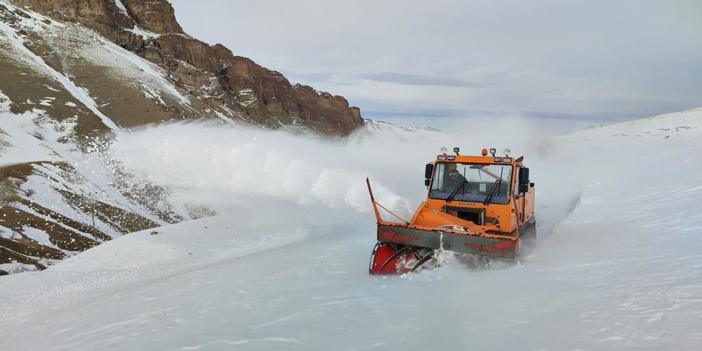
[2,110,702,350]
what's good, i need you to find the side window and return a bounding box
[514,167,521,196]
[431,163,445,190]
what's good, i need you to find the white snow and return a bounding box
[0,0,63,31]
[52,212,311,274]
[21,226,60,250]
[109,121,414,217]
[0,94,61,166]
[212,110,237,125]
[38,96,56,107]
[1,1,192,131]
[0,88,10,111]
[112,0,130,18]
[125,25,161,39]
[0,262,38,274]
[141,84,166,106]
[81,33,192,107]
[0,97,171,256]
[237,88,257,107]
[0,102,170,240]
[1,108,701,349]
[0,19,119,130]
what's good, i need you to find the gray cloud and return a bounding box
[359,72,485,88]
[170,0,702,124]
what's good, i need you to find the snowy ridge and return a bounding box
[363,118,441,133]
[577,107,702,138]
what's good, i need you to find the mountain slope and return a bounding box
[0,0,365,274]
[0,87,180,274]
[7,0,364,134]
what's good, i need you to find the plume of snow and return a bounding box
[109,116,571,220]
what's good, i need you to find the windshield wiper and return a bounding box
[446,179,467,203]
[483,179,502,205]
[483,167,505,205]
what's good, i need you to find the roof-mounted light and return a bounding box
[493,157,513,163]
[481,148,488,156]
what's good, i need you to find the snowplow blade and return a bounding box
[377,224,519,260]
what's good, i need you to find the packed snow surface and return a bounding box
[1,110,702,350]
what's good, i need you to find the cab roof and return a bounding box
[435,154,523,165]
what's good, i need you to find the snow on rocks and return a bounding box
[125,24,161,39]
[112,0,130,18]
[0,88,10,111]
[0,18,119,130]
[81,33,192,107]
[0,106,61,166]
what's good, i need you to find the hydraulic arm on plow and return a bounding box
[367,147,536,275]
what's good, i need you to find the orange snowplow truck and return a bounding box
[367,147,535,275]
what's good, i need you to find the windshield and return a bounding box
[429,163,513,204]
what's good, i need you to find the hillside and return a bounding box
[2,0,364,134]
[0,0,364,274]
[0,108,700,349]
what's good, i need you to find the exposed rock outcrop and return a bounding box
[9,0,133,40]
[122,0,183,34]
[11,0,364,135]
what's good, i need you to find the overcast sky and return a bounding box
[170,0,702,124]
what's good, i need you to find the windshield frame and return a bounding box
[428,162,514,205]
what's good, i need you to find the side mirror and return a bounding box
[424,163,434,186]
[425,163,434,180]
[518,167,530,193]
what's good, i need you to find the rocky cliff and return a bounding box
[9,0,364,135]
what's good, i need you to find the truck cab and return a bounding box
[420,148,535,236]
[367,147,537,274]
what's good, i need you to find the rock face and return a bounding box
[122,0,183,34]
[0,0,364,275]
[11,0,364,135]
[8,0,133,40]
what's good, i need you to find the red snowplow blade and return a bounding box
[377,224,519,260]
[369,241,435,275]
